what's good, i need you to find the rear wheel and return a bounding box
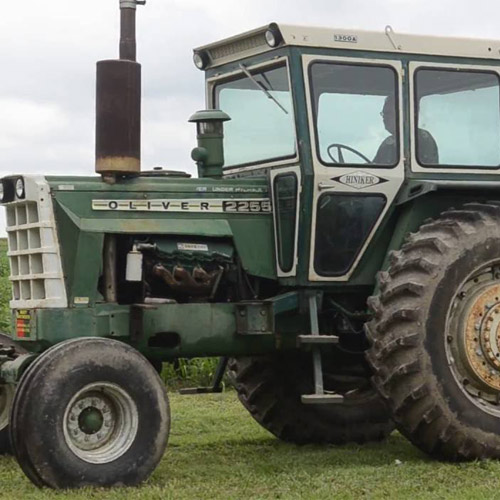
[0,333,26,455]
[10,338,170,488]
[229,351,393,444]
[367,203,500,459]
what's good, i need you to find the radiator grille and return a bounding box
[4,177,67,309]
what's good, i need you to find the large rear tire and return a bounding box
[229,351,393,445]
[0,333,26,455]
[367,203,500,460]
[10,338,170,488]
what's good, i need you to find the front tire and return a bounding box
[367,203,500,460]
[10,338,170,488]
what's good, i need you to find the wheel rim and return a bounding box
[0,384,14,432]
[447,261,500,416]
[63,382,139,464]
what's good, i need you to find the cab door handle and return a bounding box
[318,182,336,191]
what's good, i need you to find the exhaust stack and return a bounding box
[95,0,145,179]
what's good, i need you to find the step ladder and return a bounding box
[300,293,344,405]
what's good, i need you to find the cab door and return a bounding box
[302,55,406,282]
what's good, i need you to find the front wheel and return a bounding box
[367,203,500,460]
[10,338,170,488]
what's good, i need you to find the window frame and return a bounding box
[308,60,401,169]
[208,57,299,173]
[270,165,301,278]
[409,60,500,173]
[273,172,299,273]
[313,192,387,277]
[413,65,500,170]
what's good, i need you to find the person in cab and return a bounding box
[373,95,439,165]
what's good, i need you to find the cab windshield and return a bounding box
[214,62,296,168]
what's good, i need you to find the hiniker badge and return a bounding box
[331,171,388,190]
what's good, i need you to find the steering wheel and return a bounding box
[327,144,371,164]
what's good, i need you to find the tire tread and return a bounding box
[367,203,500,460]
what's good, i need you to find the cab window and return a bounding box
[314,194,386,276]
[415,68,500,168]
[274,173,298,273]
[310,62,399,167]
[214,62,296,168]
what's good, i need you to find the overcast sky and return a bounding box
[1,0,499,235]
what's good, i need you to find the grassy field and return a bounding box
[0,391,499,499]
[0,239,10,331]
[2,242,500,498]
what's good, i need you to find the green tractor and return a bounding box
[3,0,500,488]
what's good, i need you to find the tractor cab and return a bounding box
[194,24,500,287]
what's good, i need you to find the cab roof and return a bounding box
[195,23,500,69]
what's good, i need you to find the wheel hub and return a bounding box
[67,394,115,450]
[63,382,139,464]
[452,272,500,400]
[79,407,105,434]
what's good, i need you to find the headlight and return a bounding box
[0,182,4,203]
[15,178,25,199]
[193,51,209,70]
[265,25,283,48]
[265,30,277,47]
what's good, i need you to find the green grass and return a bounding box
[1,391,500,499]
[161,357,227,389]
[1,240,500,497]
[0,239,10,331]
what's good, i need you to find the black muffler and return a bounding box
[95,0,145,179]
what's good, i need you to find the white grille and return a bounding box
[195,27,271,69]
[4,176,67,309]
[208,33,268,62]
